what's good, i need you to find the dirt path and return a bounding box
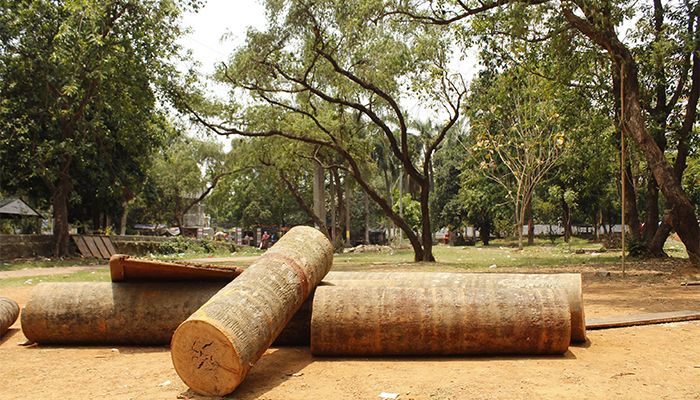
[1,262,700,399]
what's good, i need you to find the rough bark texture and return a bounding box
[310,286,570,356]
[170,226,333,396]
[0,297,20,338]
[323,271,586,342]
[21,282,312,346]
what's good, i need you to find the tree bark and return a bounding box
[562,197,571,243]
[312,159,326,229]
[0,297,19,338]
[527,200,534,246]
[171,226,333,396]
[419,181,435,261]
[311,286,570,356]
[52,176,72,257]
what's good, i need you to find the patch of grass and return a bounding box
[0,269,110,288]
[0,258,102,272]
[333,243,621,271]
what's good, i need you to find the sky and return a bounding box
[178,1,266,77]
[175,0,480,145]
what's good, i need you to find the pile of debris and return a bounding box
[342,244,394,254]
[16,226,588,397]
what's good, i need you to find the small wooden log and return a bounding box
[20,282,311,346]
[171,226,333,396]
[586,310,700,330]
[311,286,571,356]
[0,297,20,338]
[323,271,586,342]
[109,254,243,282]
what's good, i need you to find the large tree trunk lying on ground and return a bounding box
[170,226,333,397]
[21,282,312,346]
[0,297,20,338]
[311,286,571,356]
[323,271,586,342]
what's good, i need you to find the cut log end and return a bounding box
[0,297,20,337]
[171,320,242,397]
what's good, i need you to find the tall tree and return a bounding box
[469,69,566,249]
[185,0,467,261]
[0,0,196,255]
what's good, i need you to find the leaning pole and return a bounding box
[170,226,333,396]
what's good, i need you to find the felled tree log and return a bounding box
[311,286,571,356]
[20,282,312,346]
[171,226,333,396]
[109,254,243,282]
[323,271,586,342]
[0,297,20,338]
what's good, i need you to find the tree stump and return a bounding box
[170,226,333,396]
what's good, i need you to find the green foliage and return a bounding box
[0,0,197,250]
[392,194,422,232]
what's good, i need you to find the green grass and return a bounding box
[0,258,103,272]
[0,237,688,287]
[0,269,110,288]
[149,245,264,261]
[333,241,621,271]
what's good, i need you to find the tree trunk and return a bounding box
[119,201,129,236]
[364,192,370,244]
[52,176,72,257]
[312,159,326,229]
[481,221,491,246]
[643,172,660,243]
[527,200,535,245]
[623,163,643,242]
[171,226,333,396]
[310,286,571,356]
[326,271,586,342]
[562,198,571,243]
[344,171,351,245]
[0,297,19,338]
[21,282,311,346]
[330,169,337,242]
[419,183,435,261]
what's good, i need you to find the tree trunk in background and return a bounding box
[313,160,326,230]
[344,171,351,246]
[419,180,435,261]
[52,176,72,257]
[329,171,336,243]
[623,163,643,242]
[364,192,370,244]
[562,198,571,243]
[481,221,491,246]
[527,201,534,246]
[119,201,129,235]
[643,173,660,243]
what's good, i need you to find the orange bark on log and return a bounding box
[20,282,311,346]
[170,226,333,396]
[311,286,571,356]
[323,271,586,342]
[0,297,19,338]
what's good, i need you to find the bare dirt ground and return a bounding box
[1,260,700,399]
